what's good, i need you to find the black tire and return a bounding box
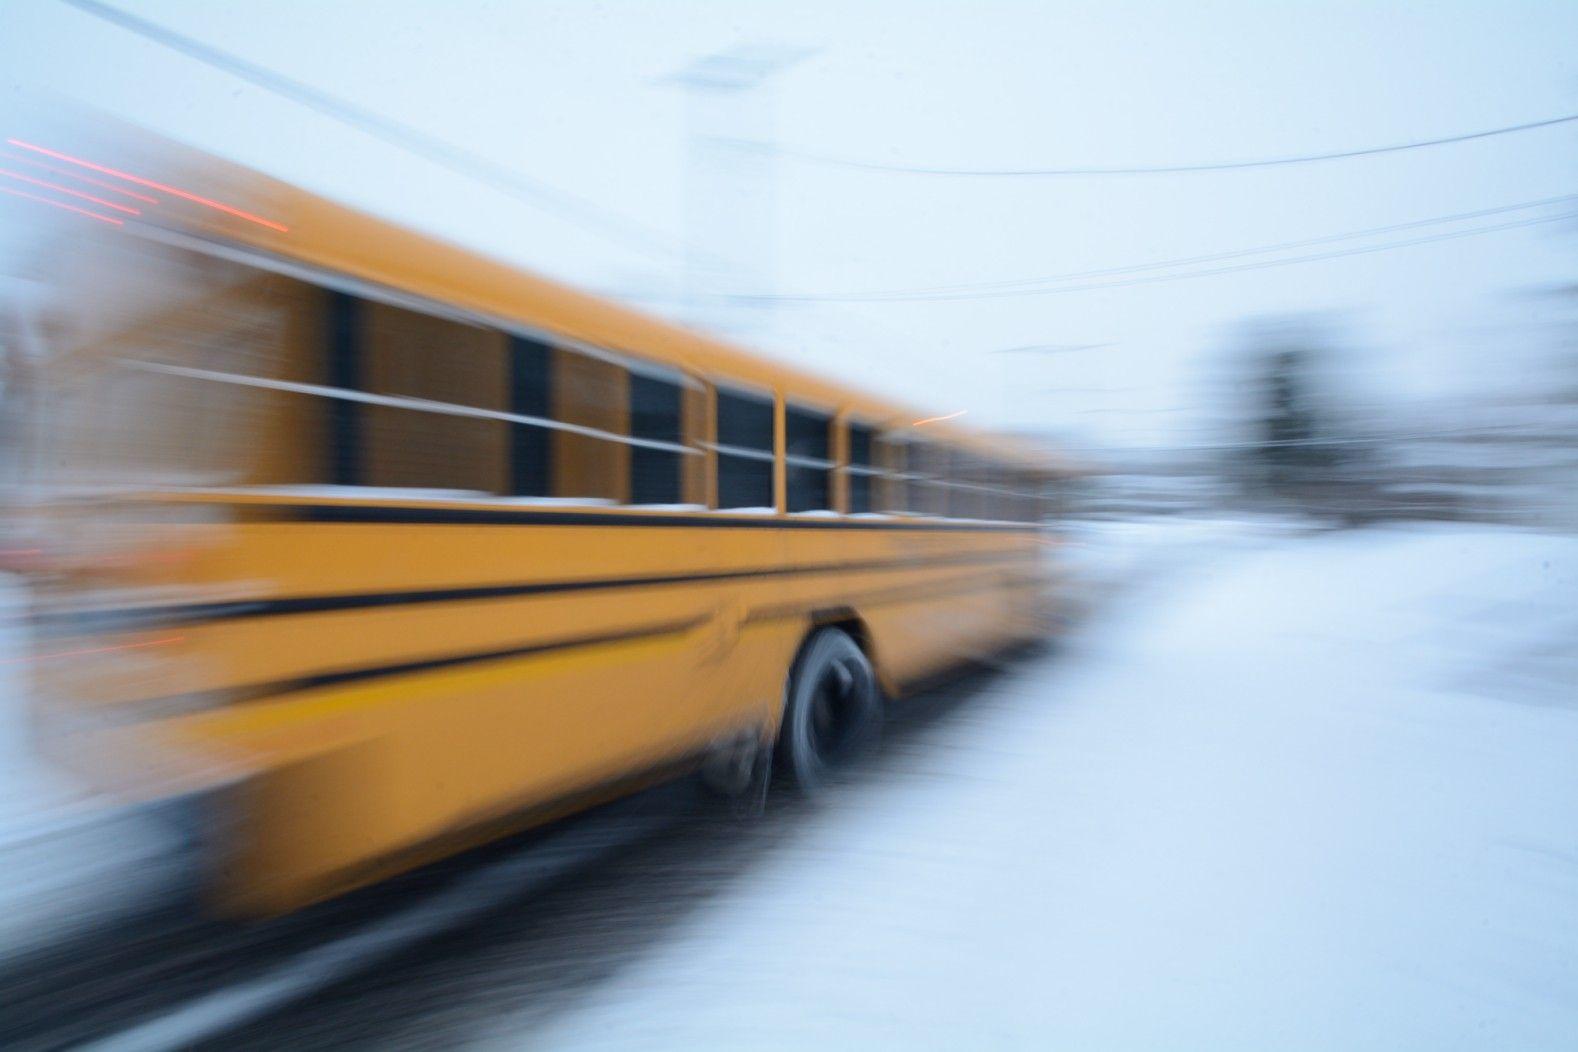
[776,628,882,793]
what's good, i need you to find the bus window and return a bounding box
[877,434,907,514]
[1000,470,1024,523]
[714,386,775,510]
[969,458,992,521]
[908,442,945,517]
[947,450,974,520]
[360,300,509,494]
[986,461,1009,521]
[629,372,684,504]
[901,440,925,515]
[845,421,875,514]
[930,445,952,517]
[507,335,554,497]
[1037,473,1059,522]
[1016,469,1044,522]
[786,404,832,513]
[553,348,628,502]
[57,250,328,490]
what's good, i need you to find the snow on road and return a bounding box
[512,523,1578,1051]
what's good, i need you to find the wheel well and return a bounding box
[766,610,887,746]
[807,607,882,686]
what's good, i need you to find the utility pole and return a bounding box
[664,44,812,339]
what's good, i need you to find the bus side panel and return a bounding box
[223,616,762,910]
[207,544,803,910]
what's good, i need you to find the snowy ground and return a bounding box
[494,522,1578,1051]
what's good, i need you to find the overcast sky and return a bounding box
[4,0,1576,448]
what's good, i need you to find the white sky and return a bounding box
[3,0,1576,448]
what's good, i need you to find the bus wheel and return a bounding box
[778,627,882,793]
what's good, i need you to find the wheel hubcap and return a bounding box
[808,656,862,762]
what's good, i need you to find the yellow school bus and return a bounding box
[8,132,1062,912]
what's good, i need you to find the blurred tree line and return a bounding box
[1224,314,1382,523]
[1219,295,1578,529]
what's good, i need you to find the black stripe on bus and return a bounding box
[139,616,709,715]
[35,550,1036,634]
[285,615,706,697]
[280,504,1040,531]
[745,568,1053,627]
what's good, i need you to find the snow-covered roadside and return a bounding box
[1056,513,1302,584]
[0,577,184,963]
[513,523,1578,1051]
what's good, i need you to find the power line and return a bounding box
[58,0,690,262]
[742,206,1578,304]
[989,343,1115,354]
[784,194,1578,300]
[741,196,1578,303]
[753,113,1578,177]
